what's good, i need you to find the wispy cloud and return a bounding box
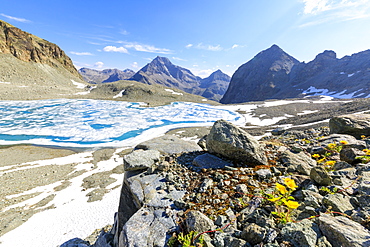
[70,51,94,56]
[172,57,187,61]
[131,62,139,69]
[300,0,370,26]
[196,43,223,51]
[103,46,129,53]
[123,42,172,54]
[0,13,31,23]
[186,43,223,51]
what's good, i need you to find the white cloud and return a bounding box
[231,44,239,49]
[191,68,214,78]
[123,43,172,54]
[103,46,129,53]
[172,57,187,61]
[70,51,94,56]
[187,43,223,51]
[300,0,370,25]
[94,61,104,69]
[131,62,139,69]
[0,13,31,23]
[302,0,330,14]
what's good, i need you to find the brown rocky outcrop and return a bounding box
[0,20,81,78]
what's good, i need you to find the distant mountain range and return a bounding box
[79,68,135,84]
[2,19,370,104]
[80,56,231,101]
[221,44,370,103]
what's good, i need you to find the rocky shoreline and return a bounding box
[61,113,370,247]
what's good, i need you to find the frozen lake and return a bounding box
[0,99,243,148]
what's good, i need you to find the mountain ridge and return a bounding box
[128,56,230,101]
[221,44,370,103]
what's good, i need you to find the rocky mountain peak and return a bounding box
[220,45,300,103]
[314,50,337,61]
[0,20,80,78]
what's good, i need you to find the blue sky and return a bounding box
[2,0,370,77]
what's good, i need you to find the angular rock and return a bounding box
[185,210,215,233]
[281,219,319,247]
[255,168,272,180]
[119,207,178,247]
[199,178,214,193]
[340,148,366,164]
[281,150,316,175]
[235,184,249,195]
[322,193,355,214]
[329,114,370,139]
[192,153,232,169]
[197,135,208,151]
[135,135,202,154]
[310,166,332,186]
[317,134,365,152]
[206,119,267,166]
[123,149,160,171]
[241,223,267,245]
[318,214,370,247]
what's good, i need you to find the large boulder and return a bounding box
[206,120,267,166]
[318,214,370,247]
[329,114,370,139]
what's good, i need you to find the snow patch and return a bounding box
[0,81,11,84]
[71,79,86,89]
[113,89,125,98]
[165,88,183,95]
[303,86,362,99]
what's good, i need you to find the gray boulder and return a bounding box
[318,214,370,247]
[310,166,332,186]
[135,135,201,154]
[241,223,267,245]
[281,219,319,247]
[119,207,179,247]
[322,193,355,214]
[185,210,215,233]
[206,119,267,166]
[123,149,160,171]
[340,147,366,164]
[280,150,316,175]
[329,114,370,139]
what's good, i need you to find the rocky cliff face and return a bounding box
[0,20,81,78]
[0,20,88,100]
[221,45,370,103]
[130,56,230,101]
[79,68,135,84]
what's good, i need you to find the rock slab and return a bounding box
[318,214,370,247]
